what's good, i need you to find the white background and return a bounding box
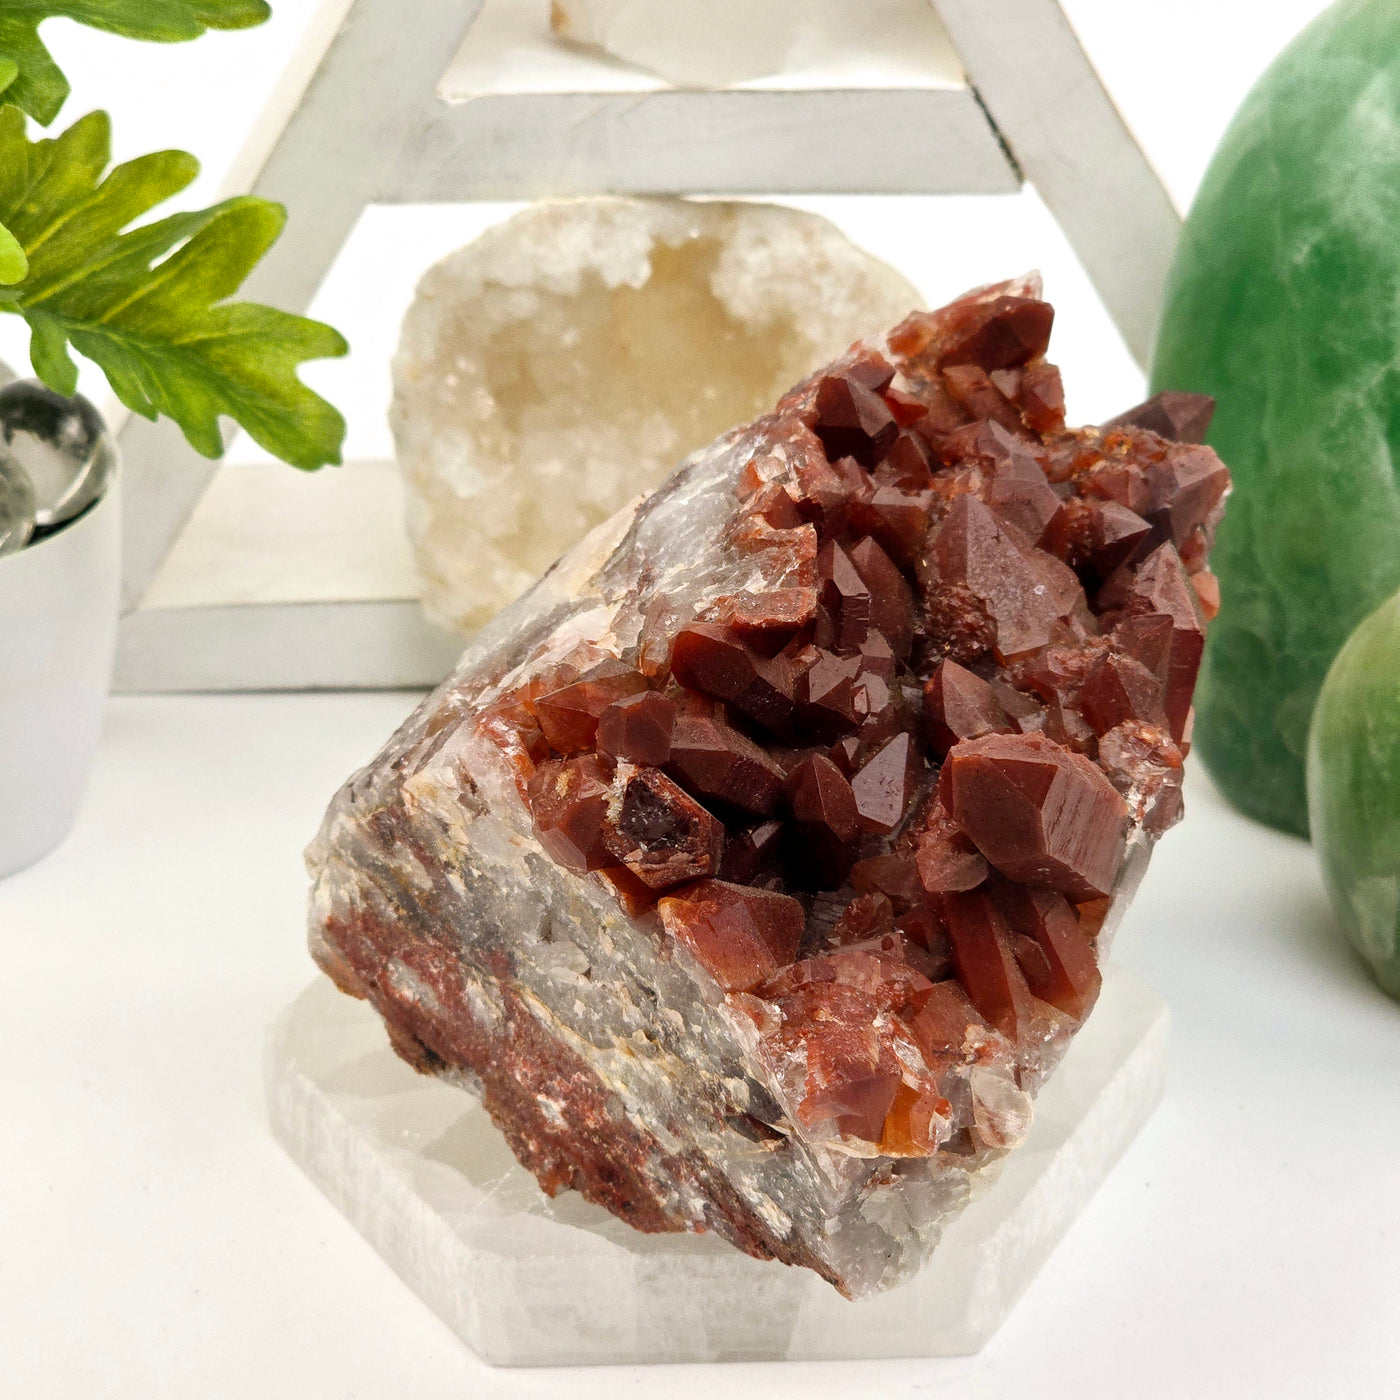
[5,4,1399,1399]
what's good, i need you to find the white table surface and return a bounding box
[2,692,1397,1399]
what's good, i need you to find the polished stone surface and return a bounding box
[1307,587,1400,998]
[1152,0,1400,836]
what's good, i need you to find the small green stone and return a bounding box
[1152,0,1400,837]
[1307,588,1400,999]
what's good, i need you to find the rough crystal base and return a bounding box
[267,967,1167,1366]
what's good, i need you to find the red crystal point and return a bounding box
[977,422,1062,545]
[884,388,929,428]
[830,891,897,944]
[850,732,919,834]
[1014,360,1066,434]
[994,883,1101,1020]
[879,1084,951,1157]
[850,851,923,907]
[1110,610,1174,678]
[923,494,1083,662]
[942,731,1128,901]
[856,629,897,683]
[658,879,805,992]
[923,659,1012,755]
[1104,390,1215,444]
[801,1028,901,1143]
[845,349,897,395]
[813,371,899,467]
[891,285,1054,373]
[1075,453,1153,515]
[914,805,990,893]
[596,689,677,766]
[793,647,864,739]
[816,540,873,653]
[943,295,1055,371]
[907,978,986,1059]
[848,482,933,568]
[942,364,1023,433]
[605,765,725,890]
[1080,650,1167,735]
[789,756,862,884]
[1144,444,1231,550]
[1098,720,1185,833]
[534,662,649,754]
[666,712,786,816]
[739,477,804,530]
[787,753,859,830]
[527,755,615,872]
[989,680,1046,733]
[882,431,936,487]
[719,819,784,884]
[940,887,1035,1040]
[789,444,870,532]
[786,752,860,886]
[1100,544,1205,743]
[707,587,818,644]
[1047,496,1155,575]
[669,622,795,735]
[847,536,915,659]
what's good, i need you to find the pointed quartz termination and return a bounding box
[307,275,1229,1299]
[941,733,1128,901]
[1104,391,1215,445]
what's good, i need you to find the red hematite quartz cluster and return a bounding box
[307,276,1228,1298]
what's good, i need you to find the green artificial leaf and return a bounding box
[0,107,347,469]
[0,217,24,284]
[0,0,270,125]
[0,53,22,281]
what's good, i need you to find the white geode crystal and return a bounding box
[548,0,951,89]
[391,197,922,633]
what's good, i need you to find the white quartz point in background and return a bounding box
[267,967,1168,1366]
[390,197,922,634]
[548,0,953,89]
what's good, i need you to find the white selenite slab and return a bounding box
[267,965,1169,1366]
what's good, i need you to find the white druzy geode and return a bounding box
[391,197,922,633]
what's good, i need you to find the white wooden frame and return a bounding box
[113,0,1179,693]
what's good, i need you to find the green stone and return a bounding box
[1152,0,1400,838]
[1307,587,1400,999]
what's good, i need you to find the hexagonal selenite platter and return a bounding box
[267,966,1166,1366]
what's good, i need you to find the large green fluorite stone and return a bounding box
[1308,588,1400,998]
[1152,0,1400,837]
